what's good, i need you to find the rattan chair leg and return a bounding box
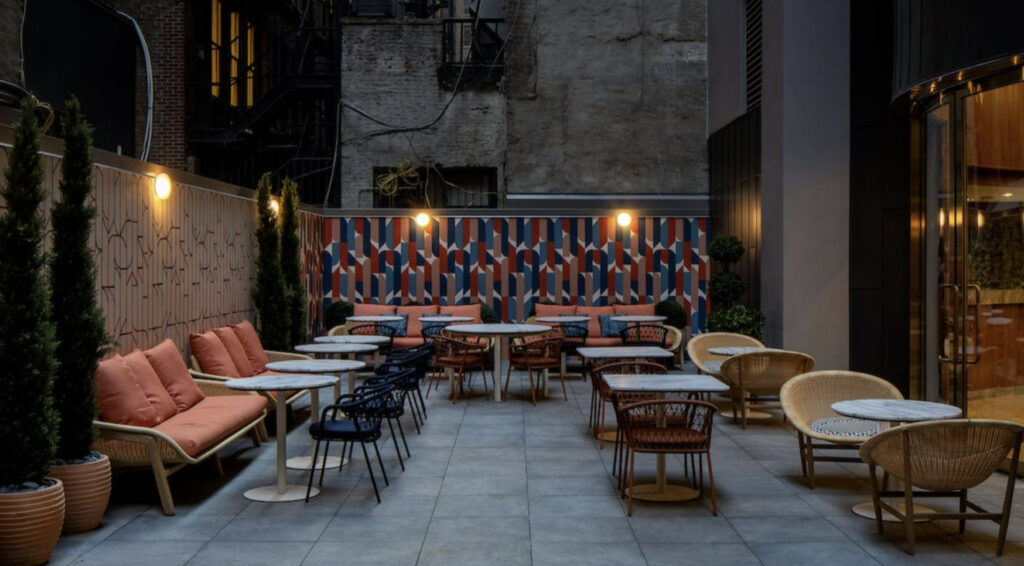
[146,439,176,516]
[867,463,884,534]
[958,490,967,534]
[902,439,916,555]
[806,440,816,489]
[997,441,1021,556]
[527,368,537,405]
[628,450,636,516]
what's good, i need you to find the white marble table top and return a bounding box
[609,315,667,322]
[313,335,391,345]
[294,343,378,355]
[707,346,773,356]
[701,360,723,374]
[831,399,962,423]
[347,315,404,322]
[265,359,366,373]
[446,323,551,336]
[225,374,338,391]
[577,346,674,359]
[420,315,475,322]
[535,316,591,323]
[604,373,729,393]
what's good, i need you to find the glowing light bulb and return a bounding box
[415,212,430,227]
[616,212,631,227]
[269,199,280,215]
[154,173,171,200]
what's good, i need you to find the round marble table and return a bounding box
[446,323,552,401]
[535,315,591,324]
[420,315,475,323]
[347,315,404,323]
[707,346,773,356]
[832,398,962,522]
[610,315,667,323]
[314,335,391,345]
[295,342,378,357]
[226,374,338,502]
[266,359,367,471]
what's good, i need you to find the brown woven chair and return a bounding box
[347,323,397,356]
[620,324,669,348]
[427,334,490,402]
[589,361,667,448]
[505,336,564,404]
[780,370,903,488]
[859,419,1023,556]
[619,399,718,516]
[686,332,764,376]
[601,363,671,495]
[718,350,814,428]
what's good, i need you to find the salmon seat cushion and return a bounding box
[612,304,656,316]
[231,320,269,373]
[154,395,266,457]
[576,305,614,338]
[213,327,255,376]
[534,304,577,319]
[144,339,205,411]
[439,303,482,323]
[121,350,179,423]
[353,303,397,316]
[95,355,160,426]
[190,331,240,377]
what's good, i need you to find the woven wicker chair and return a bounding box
[780,371,903,488]
[859,419,1023,556]
[718,350,814,428]
[686,332,764,376]
[504,336,564,404]
[620,324,669,348]
[619,399,718,516]
[427,334,490,402]
[347,323,397,356]
[589,361,667,447]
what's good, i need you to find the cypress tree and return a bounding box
[253,173,289,350]
[0,97,60,486]
[280,178,306,347]
[50,97,109,462]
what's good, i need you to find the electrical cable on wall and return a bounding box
[117,10,154,161]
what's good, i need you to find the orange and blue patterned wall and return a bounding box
[322,216,708,329]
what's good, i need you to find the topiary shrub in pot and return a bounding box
[0,96,65,566]
[654,299,688,330]
[47,97,112,534]
[279,178,305,347]
[707,305,766,341]
[706,234,766,340]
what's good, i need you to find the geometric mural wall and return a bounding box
[322,216,708,329]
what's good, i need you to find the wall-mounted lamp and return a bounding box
[977,210,984,228]
[414,212,430,227]
[616,212,632,227]
[154,173,171,200]
[269,199,280,216]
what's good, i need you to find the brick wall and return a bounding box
[339,21,507,208]
[0,0,24,85]
[108,0,187,170]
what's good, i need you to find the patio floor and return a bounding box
[51,366,1024,566]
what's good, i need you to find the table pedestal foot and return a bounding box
[851,501,935,523]
[718,408,773,421]
[244,485,318,502]
[596,429,621,443]
[628,483,700,502]
[285,455,346,470]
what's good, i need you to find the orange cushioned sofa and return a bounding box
[331,303,484,348]
[93,339,268,515]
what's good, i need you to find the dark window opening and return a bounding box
[372,166,498,208]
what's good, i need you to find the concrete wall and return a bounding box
[339,22,507,209]
[760,0,849,369]
[505,0,708,196]
[707,0,746,134]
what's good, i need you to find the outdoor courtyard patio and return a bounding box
[48,370,1024,566]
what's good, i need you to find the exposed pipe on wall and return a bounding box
[117,10,153,161]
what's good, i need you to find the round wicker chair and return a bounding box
[859,419,1023,556]
[780,370,903,488]
[718,350,814,428]
[686,332,764,376]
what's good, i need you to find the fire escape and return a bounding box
[186,0,340,205]
[438,0,505,90]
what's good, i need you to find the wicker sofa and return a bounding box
[93,339,267,515]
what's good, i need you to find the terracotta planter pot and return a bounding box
[0,479,65,566]
[49,454,111,533]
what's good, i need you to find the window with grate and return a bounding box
[372,166,498,208]
[745,0,762,110]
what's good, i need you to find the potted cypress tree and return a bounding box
[0,97,65,566]
[47,97,112,534]
[253,173,289,349]
[279,178,305,346]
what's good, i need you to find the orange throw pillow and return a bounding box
[121,350,179,423]
[94,354,160,426]
[534,304,577,319]
[612,304,655,316]
[353,303,397,316]
[231,320,269,373]
[397,305,439,337]
[144,339,205,411]
[213,327,254,376]
[190,331,240,377]
[439,304,482,323]
[576,305,614,338]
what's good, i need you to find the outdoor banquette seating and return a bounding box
[93,339,268,515]
[780,370,903,488]
[188,320,312,415]
[328,302,485,349]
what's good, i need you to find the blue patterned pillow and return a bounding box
[559,314,588,332]
[598,314,628,338]
[382,314,409,337]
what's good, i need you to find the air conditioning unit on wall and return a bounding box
[349,0,398,17]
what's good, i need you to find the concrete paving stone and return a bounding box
[425,516,531,544]
[213,507,334,542]
[628,516,742,543]
[417,542,531,566]
[70,541,204,566]
[451,445,527,461]
[445,458,527,477]
[717,494,821,517]
[300,540,422,566]
[109,513,235,541]
[526,475,618,496]
[750,541,883,566]
[432,494,529,517]
[319,514,430,542]
[531,542,646,566]
[529,516,636,543]
[641,542,762,566]
[527,495,625,518]
[185,541,312,566]
[729,516,850,544]
[440,474,528,495]
[453,433,526,448]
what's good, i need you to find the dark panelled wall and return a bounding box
[709,108,761,310]
[851,1,911,394]
[893,0,1024,98]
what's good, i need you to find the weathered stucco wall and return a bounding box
[505,0,708,195]
[339,22,507,208]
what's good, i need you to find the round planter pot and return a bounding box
[0,479,65,566]
[49,454,111,533]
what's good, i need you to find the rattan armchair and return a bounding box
[859,419,1023,556]
[686,332,764,376]
[780,370,903,488]
[506,336,565,404]
[427,334,491,402]
[718,350,814,428]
